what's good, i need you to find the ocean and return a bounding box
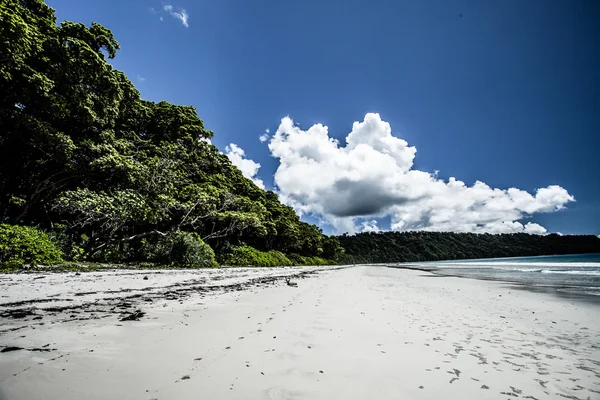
[400,253,600,298]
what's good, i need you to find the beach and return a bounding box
[1,266,599,400]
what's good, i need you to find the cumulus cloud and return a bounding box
[361,220,381,233]
[163,4,189,27]
[225,143,265,189]
[259,129,270,143]
[267,113,575,234]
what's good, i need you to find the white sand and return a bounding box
[1,266,599,399]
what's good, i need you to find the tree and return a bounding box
[0,0,335,266]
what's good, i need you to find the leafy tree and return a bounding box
[0,0,335,267]
[322,236,345,261]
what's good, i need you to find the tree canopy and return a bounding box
[0,0,343,265]
[337,231,600,264]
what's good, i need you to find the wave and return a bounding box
[498,268,544,272]
[556,287,600,296]
[540,269,600,276]
[466,267,600,276]
[429,262,600,277]
[487,267,600,276]
[462,268,600,276]
[437,261,600,269]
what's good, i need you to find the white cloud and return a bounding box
[136,74,146,82]
[523,222,547,235]
[163,4,189,27]
[361,220,381,233]
[267,113,575,235]
[225,143,265,189]
[259,128,270,143]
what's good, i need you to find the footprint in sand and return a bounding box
[266,387,302,400]
[279,352,299,361]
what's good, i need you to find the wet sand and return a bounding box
[1,266,599,399]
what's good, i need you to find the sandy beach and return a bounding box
[1,266,599,400]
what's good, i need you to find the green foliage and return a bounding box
[321,236,345,261]
[0,0,333,267]
[144,231,218,268]
[287,253,335,266]
[46,226,87,261]
[337,231,600,264]
[220,245,292,267]
[0,224,63,268]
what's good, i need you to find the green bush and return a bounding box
[0,224,64,268]
[288,253,335,266]
[144,231,218,268]
[46,225,87,261]
[91,243,131,263]
[303,256,335,266]
[220,245,292,267]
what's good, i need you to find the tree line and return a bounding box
[336,231,600,264]
[0,0,343,268]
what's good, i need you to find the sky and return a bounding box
[47,0,599,236]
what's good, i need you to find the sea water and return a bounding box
[404,253,600,298]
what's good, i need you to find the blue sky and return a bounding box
[47,0,599,235]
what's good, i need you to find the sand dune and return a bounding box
[1,266,599,399]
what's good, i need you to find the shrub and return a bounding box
[220,245,292,267]
[144,231,218,268]
[286,253,304,265]
[91,243,130,263]
[0,224,64,268]
[288,253,335,266]
[46,225,87,261]
[303,256,335,266]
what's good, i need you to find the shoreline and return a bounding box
[386,263,600,304]
[1,266,599,399]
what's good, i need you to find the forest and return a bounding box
[0,0,343,269]
[1,0,598,270]
[336,231,600,264]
